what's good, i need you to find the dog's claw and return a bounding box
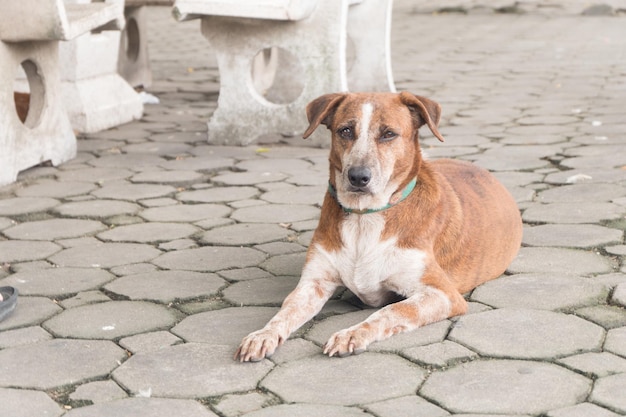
[324,328,370,358]
[235,329,282,362]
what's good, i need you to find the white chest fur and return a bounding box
[307,213,428,307]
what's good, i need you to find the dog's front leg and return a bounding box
[324,284,467,357]
[235,272,339,362]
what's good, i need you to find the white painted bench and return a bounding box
[118,0,174,87]
[172,0,395,146]
[0,0,125,186]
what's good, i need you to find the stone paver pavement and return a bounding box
[1,1,625,416]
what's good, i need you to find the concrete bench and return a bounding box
[0,0,126,186]
[118,0,174,87]
[59,0,143,134]
[172,0,395,146]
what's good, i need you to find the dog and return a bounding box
[235,92,522,362]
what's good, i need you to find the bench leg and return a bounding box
[118,5,153,88]
[60,31,143,133]
[200,0,351,147]
[347,0,396,92]
[0,41,76,186]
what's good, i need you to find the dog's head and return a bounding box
[303,92,445,212]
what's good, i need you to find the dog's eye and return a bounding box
[338,127,354,140]
[381,130,397,141]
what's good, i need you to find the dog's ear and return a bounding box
[399,92,445,142]
[303,93,347,139]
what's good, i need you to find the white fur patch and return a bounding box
[306,213,428,307]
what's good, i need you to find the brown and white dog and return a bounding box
[235,92,522,362]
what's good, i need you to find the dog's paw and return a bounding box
[323,328,370,358]
[234,329,283,362]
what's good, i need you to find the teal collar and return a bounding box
[328,178,417,214]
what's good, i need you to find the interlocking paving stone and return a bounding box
[0,216,14,230]
[0,241,61,263]
[470,273,609,311]
[104,270,225,302]
[575,305,626,329]
[152,246,266,271]
[218,267,273,281]
[97,222,199,243]
[612,283,626,307]
[172,307,278,346]
[419,360,591,414]
[522,202,625,224]
[49,242,161,268]
[557,352,626,378]
[130,169,203,184]
[140,203,231,222]
[547,402,622,417]
[236,158,313,175]
[119,331,182,354]
[88,154,166,169]
[364,395,450,417]
[260,253,306,276]
[230,204,320,223]
[59,291,110,309]
[0,339,126,389]
[0,197,60,216]
[2,388,63,417]
[55,167,134,183]
[113,343,273,398]
[561,153,626,170]
[223,276,298,306]
[69,380,128,404]
[402,340,478,368]
[43,301,180,339]
[0,326,52,349]
[537,183,626,203]
[449,308,604,359]
[122,141,193,155]
[64,398,219,417]
[3,219,106,240]
[0,267,115,297]
[212,171,287,185]
[544,167,626,185]
[92,183,176,201]
[177,186,259,203]
[268,338,322,364]
[200,223,291,246]
[260,185,326,205]
[261,353,425,406]
[52,200,141,218]
[159,156,235,171]
[255,241,306,256]
[522,224,623,248]
[241,404,374,417]
[15,181,97,198]
[590,373,626,414]
[214,392,274,417]
[0,297,62,331]
[507,247,613,275]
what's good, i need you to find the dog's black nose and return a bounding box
[348,166,372,187]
